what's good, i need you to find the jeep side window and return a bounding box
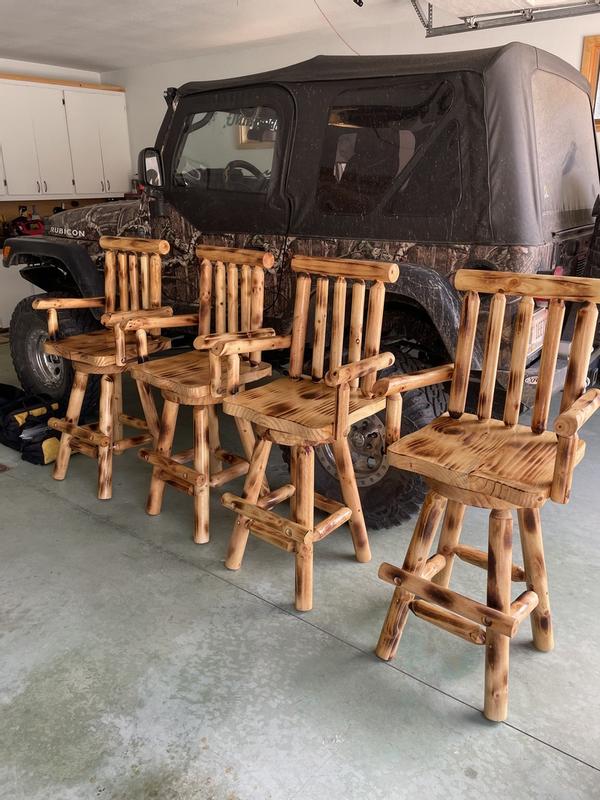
[173,106,279,194]
[317,80,458,217]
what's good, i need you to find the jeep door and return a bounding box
[161,85,293,239]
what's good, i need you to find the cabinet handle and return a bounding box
[106,179,111,192]
[43,180,47,192]
[36,180,40,193]
[101,180,105,192]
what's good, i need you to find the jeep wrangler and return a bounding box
[4,42,600,528]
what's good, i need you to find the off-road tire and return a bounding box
[9,292,101,417]
[311,349,447,529]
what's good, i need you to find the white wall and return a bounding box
[0,60,101,328]
[102,10,598,167]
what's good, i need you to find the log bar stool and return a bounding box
[375,269,600,721]
[33,236,172,499]
[125,246,275,544]
[219,255,400,611]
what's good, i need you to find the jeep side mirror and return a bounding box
[138,147,164,188]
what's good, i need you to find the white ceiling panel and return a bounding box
[0,0,388,72]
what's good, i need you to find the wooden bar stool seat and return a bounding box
[125,246,276,545]
[388,412,586,509]
[223,376,385,443]
[44,328,170,367]
[33,236,172,501]
[129,349,271,404]
[375,269,600,721]
[220,255,400,612]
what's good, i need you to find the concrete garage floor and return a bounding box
[0,342,599,800]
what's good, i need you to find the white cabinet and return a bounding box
[0,83,41,196]
[64,90,105,195]
[0,83,74,197]
[65,89,131,196]
[30,86,74,195]
[0,79,131,199]
[97,92,131,195]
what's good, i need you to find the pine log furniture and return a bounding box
[375,269,600,721]
[219,254,400,611]
[32,236,172,499]
[123,246,276,544]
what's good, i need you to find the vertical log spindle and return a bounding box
[477,292,506,420]
[311,277,329,380]
[330,276,347,374]
[215,261,226,334]
[289,273,311,379]
[117,251,129,312]
[448,290,480,419]
[531,298,565,434]
[250,265,265,365]
[348,280,365,388]
[361,280,385,396]
[503,296,534,427]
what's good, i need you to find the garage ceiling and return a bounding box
[0,0,398,73]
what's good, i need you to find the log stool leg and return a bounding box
[518,507,553,652]
[376,491,447,661]
[294,445,315,612]
[484,508,513,722]
[207,405,222,475]
[289,446,297,518]
[332,438,371,563]
[225,436,272,570]
[433,501,466,587]
[146,398,179,516]
[235,418,269,495]
[97,375,115,500]
[136,379,160,443]
[53,370,88,480]
[113,372,123,443]
[193,405,210,545]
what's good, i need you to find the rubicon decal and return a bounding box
[48,226,86,238]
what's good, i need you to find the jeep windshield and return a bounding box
[173,106,278,193]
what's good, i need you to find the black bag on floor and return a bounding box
[0,383,61,464]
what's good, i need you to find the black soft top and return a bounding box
[167,42,599,246]
[179,42,590,98]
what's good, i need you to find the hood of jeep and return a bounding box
[46,200,146,243]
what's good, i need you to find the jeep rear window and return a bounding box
[532,70,600,232]
[317,80,459,217]
[174,106,279,193]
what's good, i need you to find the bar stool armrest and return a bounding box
[373,363,455,399]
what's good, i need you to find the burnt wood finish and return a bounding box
[128,246,275,544]
[375,269,600,721]
[221,255,398,611]
[34,237,171,500]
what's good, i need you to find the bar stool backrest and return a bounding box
[194,246,275,340]
[452,269,600,503]
[100,236,170,314]
[289,256,399,395]
[451,270,600,429]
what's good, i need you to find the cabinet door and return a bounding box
[64,90,105,195]
[0,83,41,196]
[29,86,74,195]
[97,92,131,194]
